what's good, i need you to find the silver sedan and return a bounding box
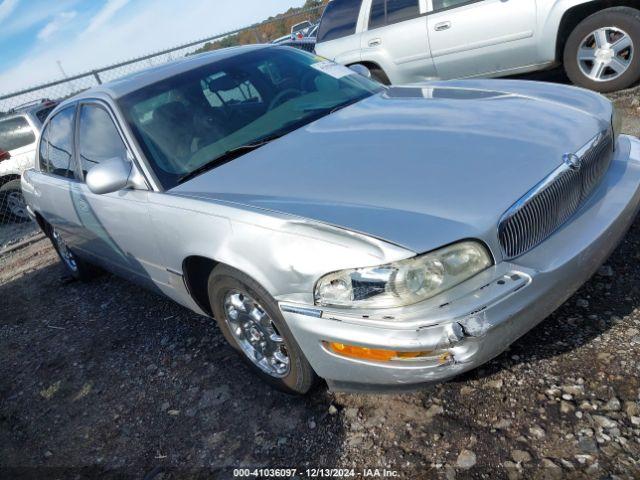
[22,45,640,394]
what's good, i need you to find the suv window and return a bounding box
[0,116,36,152]
[317,0,362,43]
[78,104,128,176]
[432,0,471,11]
[386,0,419,24]
[369,0,420,29]
[40,107,76,178]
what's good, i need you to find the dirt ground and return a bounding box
[1,87,640,480]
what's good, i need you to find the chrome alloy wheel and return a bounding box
[6,191,29,220]
[52,228,78,272]
[578,27,634,82]
[223,290,290,378]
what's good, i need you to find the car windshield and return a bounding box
[118,47,384,189]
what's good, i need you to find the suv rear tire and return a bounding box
[0,179,29,223]
[564,7,640,93]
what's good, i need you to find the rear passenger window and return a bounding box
[386,0,419,25]
[78,105,128,176]
[0,116,35,152]
[317,0,363,43]
[432,0,472,11]
[40,107,76,178]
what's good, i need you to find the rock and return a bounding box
[585,462,599,475]
[456,449,476,470]
[593,415,617,429]
[308,420,316,429]
[344,407,359,420]
[560,401,575,414]
[504,461,521,480]
[487,379,503,389]
[630,416,640,426]
[562,385,584,396]
[560,459,574,470]
[624,401,639,417]
[493,418,512,429]
[160,401,170,412]
[603,397,621,411]
[277,437,287,446]
[460,386,474,396]
[511,450,532,463]
[578,437,598,454]
[597,265,614,277]
[529,425,546,439]
[576,299,589,308]
[425,404,444,419]
[540,458,563,480]
[198,386,230,409]
[167,409,180,416]
[328,405,338,415]
[44,451,53,459]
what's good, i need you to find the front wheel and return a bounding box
[564,7,640,93]
[208,265,317,395]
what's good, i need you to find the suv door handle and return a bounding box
[435,21,452,31]
[368,38,382,47]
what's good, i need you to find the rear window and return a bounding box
[0,117,35,152]
[317,0,363,43]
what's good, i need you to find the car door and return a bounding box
[71,101,167,289]
[360,0,437,83]
[427,0,537,79]
[35,105,86,244]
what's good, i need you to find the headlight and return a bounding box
[612,105,622,144]
[314,241,492,309]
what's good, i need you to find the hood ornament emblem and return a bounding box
[563,153,582,172]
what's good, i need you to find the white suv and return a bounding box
[314,0,640,93]
[0,100,57,222]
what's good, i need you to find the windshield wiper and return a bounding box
[177,133,285,184]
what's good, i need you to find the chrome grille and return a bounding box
[498,131,614,260]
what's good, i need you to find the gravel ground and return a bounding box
[1,87,640,479]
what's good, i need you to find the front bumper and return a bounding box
[280,135,640,392]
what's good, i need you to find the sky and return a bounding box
[0,0,305,94]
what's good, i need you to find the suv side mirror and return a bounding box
[349,64,372,80]
[86,156,133,195]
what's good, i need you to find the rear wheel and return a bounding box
[564,7,640,92]
[208,265,317,395]
[0,179,29,223]
[48,226,97,281]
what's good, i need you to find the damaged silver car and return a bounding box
[21,46,640,393]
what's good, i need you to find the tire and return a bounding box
[370,66,391,86]
[0,179,29,223]
[46,223,97,281]
[208,264,317,395]
[563,7,640,93]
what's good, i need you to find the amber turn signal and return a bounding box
[325,342,438,362]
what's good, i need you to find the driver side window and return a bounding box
[78,104,128,177]
[432,0,476,11]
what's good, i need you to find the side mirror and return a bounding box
[349,64,372,80]
[86,156,133,195]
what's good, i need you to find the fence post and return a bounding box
[92,71,102,85]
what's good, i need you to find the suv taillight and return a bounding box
[0,150,10,162]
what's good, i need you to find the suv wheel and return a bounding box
[208,265,317,395]
[564,7,640,93]
[0,179,29,223]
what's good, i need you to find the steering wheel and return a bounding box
[268,89,303,110]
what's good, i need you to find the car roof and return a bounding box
[69,44,269,103]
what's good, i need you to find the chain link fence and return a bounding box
[0,4,326,249]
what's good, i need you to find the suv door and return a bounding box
[360,0,436,83]
[315,0,364,65]
[427,0,537,79]
[72,101,166,288]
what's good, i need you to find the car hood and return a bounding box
[170,79,613,256]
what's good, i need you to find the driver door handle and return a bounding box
[435,21,451,31]
[368,38,382,47]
